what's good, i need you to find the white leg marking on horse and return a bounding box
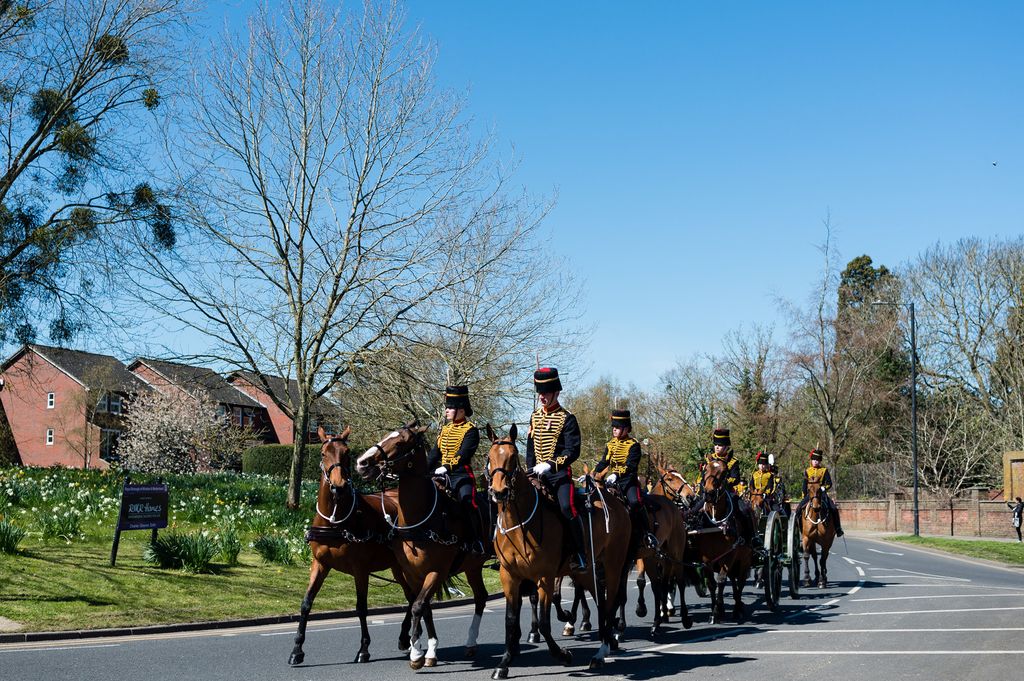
[715,571,727,585]
[410,636,424,662]
[426,637,438,660]
[465,614,481,647]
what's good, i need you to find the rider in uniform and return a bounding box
[694,428,754,544]
[427,385,485,554]
[526,367,588,571]
[594,409,657,551]
[749,451,779,511]
[797,449,844,537]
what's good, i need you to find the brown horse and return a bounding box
[484,424,631,679]
[801,480,835,588]
[689,458,753,623]
[628,491,693,638]
[288,426,425,666]
[355,423,490,669]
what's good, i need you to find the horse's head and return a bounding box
[657,465,696,506]
[318,425,353,491]
[703,458,727,495]
[355,421,429,481]
[485,423,519,503]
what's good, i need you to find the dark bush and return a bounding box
[242,445,322,480]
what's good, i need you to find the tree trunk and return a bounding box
[287,400,311,509]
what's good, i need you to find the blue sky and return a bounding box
[380,1,1023,388]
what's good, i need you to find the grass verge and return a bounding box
[886,535,1024,566]
[0,536,501,632]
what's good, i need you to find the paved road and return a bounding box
[3,536,1022,680]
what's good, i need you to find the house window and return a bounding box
[232,406,255,428]
[47,393,55,409]
[100,429,121,462]
[95,393,125,415]
[46,429,54,445]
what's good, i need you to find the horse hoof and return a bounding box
[355,651,370,663]
[424,657,437,668]
[580,622,592,633]
[589,658,605,670]
[563,649,574,666]
[682,617,693,630]
[636,604,648,618]
[410,657,425,671]
[492,669,509,680]
[648,629,658,641]
[288,652,304,666]
[562,624,575,637]
[527,632,541,644]
[668,606,676,617]
[611,636,621,650]
[464,646,477,659]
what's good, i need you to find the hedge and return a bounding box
[242,445,323,480]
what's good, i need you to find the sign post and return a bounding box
[110,477,169,566]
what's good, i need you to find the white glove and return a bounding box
[576,474,587,484]
[532,462,552,476]
[434,466,447,476]
[606,473,618,485]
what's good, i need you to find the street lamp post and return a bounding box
[873,299,920,536]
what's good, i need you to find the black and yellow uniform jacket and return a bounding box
[802,465,833,496]
[526,405,581,481]
[696,454,743,494]
[749,470,778,496]
[427,420,479,476]
[594,437,642,486]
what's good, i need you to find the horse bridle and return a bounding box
[317,440,357,525]
[367,426,423,479]
[486,439,519,502]
[659,470,694,508]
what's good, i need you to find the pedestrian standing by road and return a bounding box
[1007,496,1023,542]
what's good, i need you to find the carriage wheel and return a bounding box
[786,510,802,600]
[762,511,783,612]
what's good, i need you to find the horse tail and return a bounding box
[433,573,467,602]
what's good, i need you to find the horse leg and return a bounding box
[730,563,746,623]
[635,562,648,618]
[288,558,329,665]
[528,590,542,643]
[711,567,727,624]
[675,572,693,629]
[819,546,829,588]
[492,578,523,680]
[615,564,629,637]
[408,573,442,670]
[397,574,414,652]
[589,562,612,670]
[648,564,665,640]
[802,543,814,587]
[464,565,488,658]
[579,580,593,632]
[537,578,573,665]
[352,570,373,663]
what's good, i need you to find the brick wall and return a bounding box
[838,491,1018,538]
[0,351,103,468]
[227,376,292,445]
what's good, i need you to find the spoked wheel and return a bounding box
[763,511,783,612]
[786,509,802,600]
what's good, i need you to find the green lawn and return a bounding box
[886,535,1024,566]
[0,467,500,632]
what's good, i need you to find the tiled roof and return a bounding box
[228,370,340,415]
[7,344,150,394]
[131,358,262,408]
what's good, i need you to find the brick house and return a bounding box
[227,370,341,445]
[0,344,149,468]
[127,358,273,441]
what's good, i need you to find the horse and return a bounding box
[688,458,753,624]
[801,480,835,588]
[288,426,424,666]
[641,465,706,611]
[484,424,631,679]
[633,488,693,638]
[355,423,491,669]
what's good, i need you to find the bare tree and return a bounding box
[0,0,191,345]
[784,222,901,490]
[120,0,564,507]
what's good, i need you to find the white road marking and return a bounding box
[843,557,871,565]
[853,593,1024,603]
[867,548,904,555]
[662,649,1024,655]
[0,644,121,654]
[872,575,972,581]
[841,606,1024,616]
[868,567,969,581]
[769,628,1024,633]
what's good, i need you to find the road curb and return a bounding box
[0,591,505,644]
[854,534,1024,573]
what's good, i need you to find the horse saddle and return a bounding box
[528,477,590,516]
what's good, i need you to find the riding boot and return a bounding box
[637,508,658,550]
[466,503,486,554]
[568,515,589,571]
[833,507,844,537]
